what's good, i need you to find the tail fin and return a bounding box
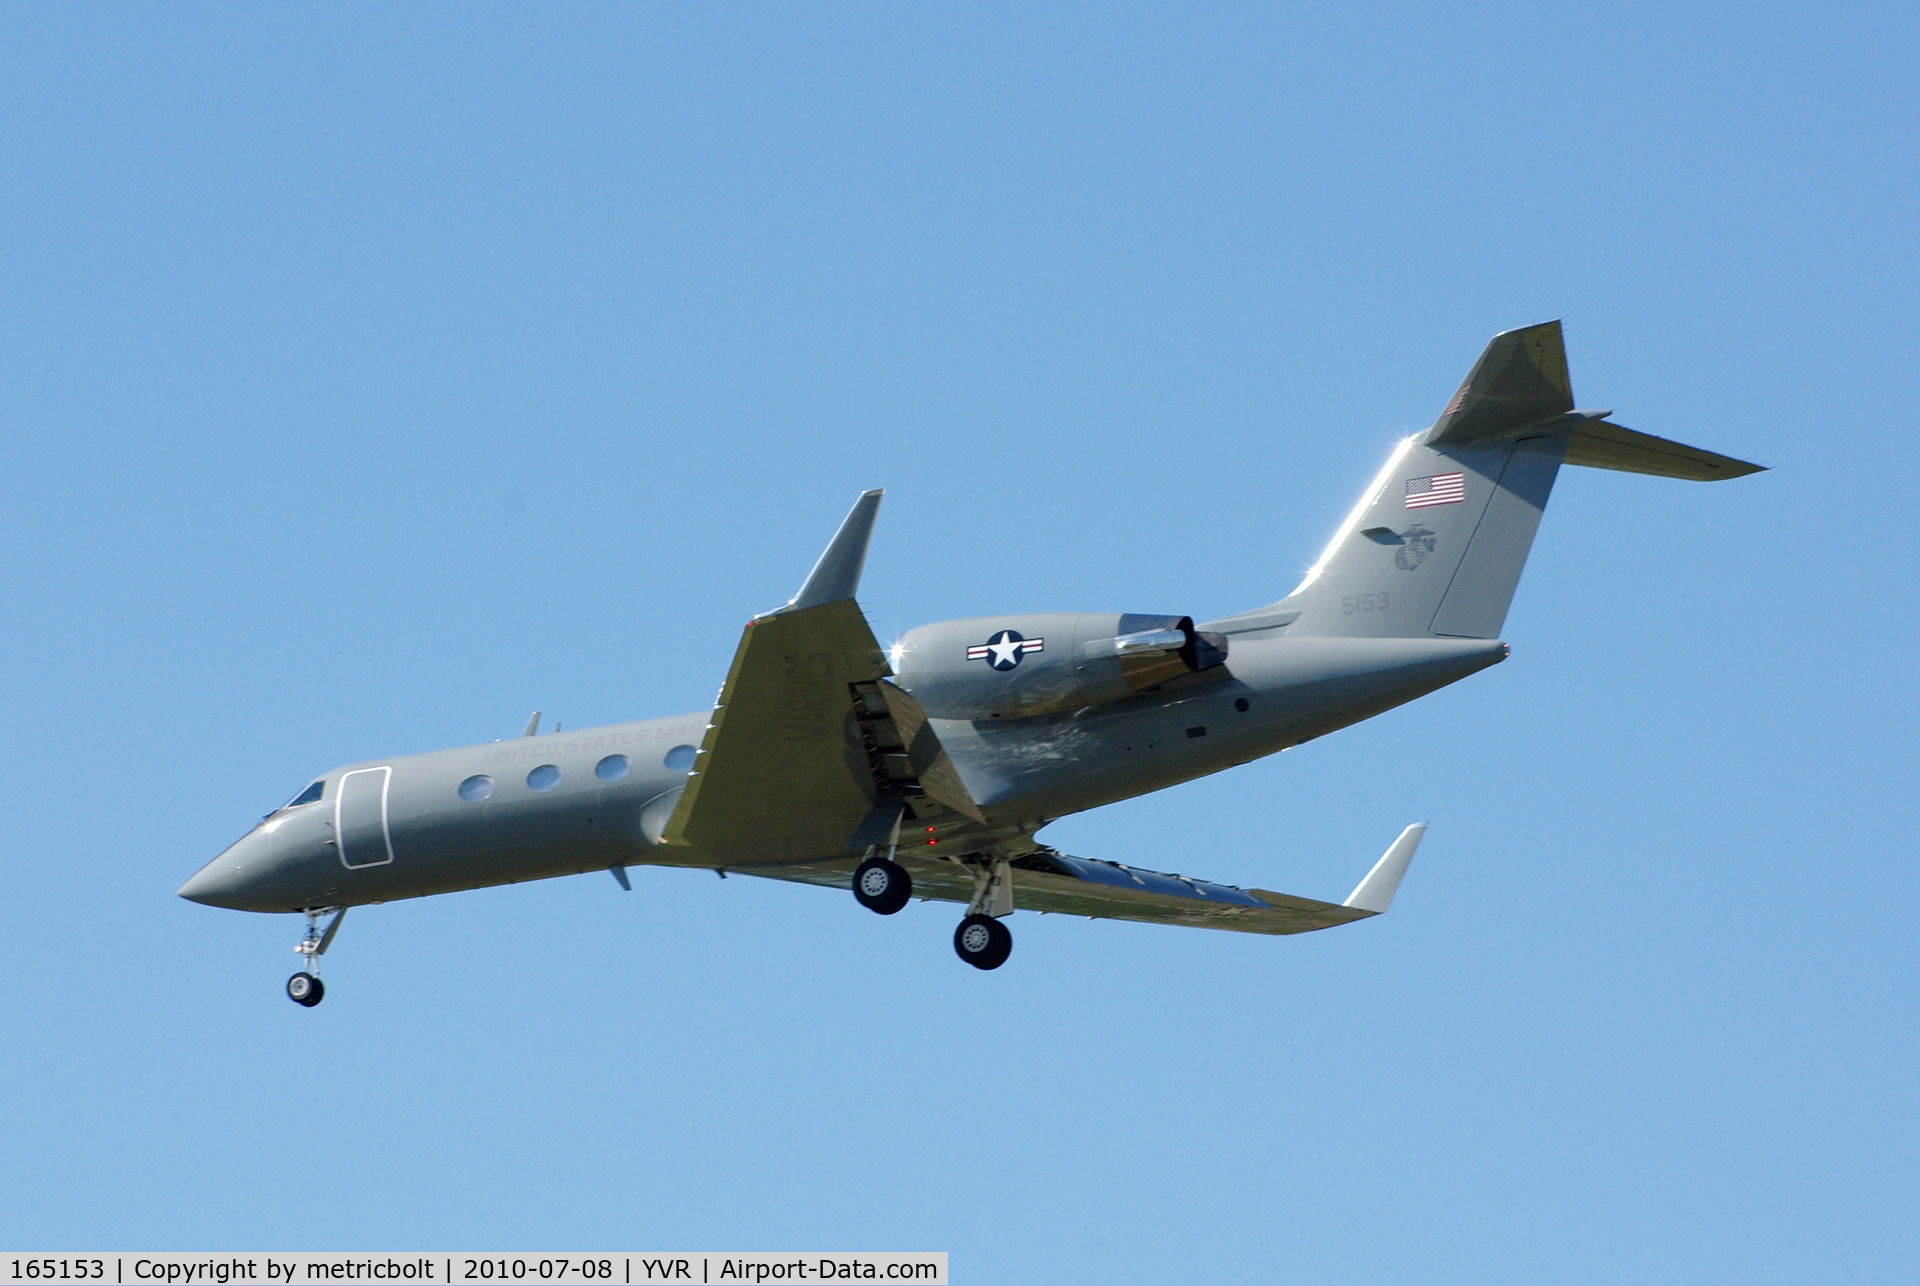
[1205,322,1764,642]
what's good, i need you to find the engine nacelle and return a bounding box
[891,613,1229,720]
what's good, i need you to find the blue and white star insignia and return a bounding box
[966,629,1045,671]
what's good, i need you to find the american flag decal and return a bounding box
[1405,472,1466,508]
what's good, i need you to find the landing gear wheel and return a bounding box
[287,972,325,1007]
[953,913,1013,970]
[852,857,912,915]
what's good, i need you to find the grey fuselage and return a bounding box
[181,320,1766,927]
[179,628,1502,914]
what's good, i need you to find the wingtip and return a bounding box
[1342,822,1427,914]
[785,490,886,610]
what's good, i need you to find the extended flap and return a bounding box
[876,680,988,824]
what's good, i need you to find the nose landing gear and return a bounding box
[288,906,345,1007]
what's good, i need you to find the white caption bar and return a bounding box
[0,1257,947,1286]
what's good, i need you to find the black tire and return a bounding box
[287,972,325,1007]
[953,913,1013,970]
[852,857,912,915]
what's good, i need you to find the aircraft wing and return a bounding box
[743,824,1428,936]
[659,493,894,865]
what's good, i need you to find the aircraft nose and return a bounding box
[179,830,273,909]
[178,855,243,907]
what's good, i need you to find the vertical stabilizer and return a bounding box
[1427,320,1572,446]
[1207,323,1574,641]
[1282,430,1566,639]
[1281,323,1576,640]
[1203,322,1763,644]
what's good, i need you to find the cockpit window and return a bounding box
[262,779,325,821]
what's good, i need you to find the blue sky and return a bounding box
[2,4,1915,1281]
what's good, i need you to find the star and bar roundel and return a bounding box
[966,629,1045,671]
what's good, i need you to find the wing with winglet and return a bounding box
[659,492,897,865]
[742,823,1429,935]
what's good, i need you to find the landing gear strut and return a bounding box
[851,811,912,915]
[952,856,1014,970]
[288,906,345,1007]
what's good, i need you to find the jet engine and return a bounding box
[890,613,1230,720]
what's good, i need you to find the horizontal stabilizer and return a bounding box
[1563,419,1765,481]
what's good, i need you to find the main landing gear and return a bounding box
[851,812,914,916]
[288,906,345,1007]
[847,814,1018,970]
[951,855,1015,971]
[953,913,1012,970]
[853,855,913,915]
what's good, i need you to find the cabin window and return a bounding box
[664,744,697,772]
[527,764,562,792]
[458,775,494,802]
[595,754,630,782]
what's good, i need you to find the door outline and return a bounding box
[335,766,395,869]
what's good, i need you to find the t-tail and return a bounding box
[1207,321,1764,641]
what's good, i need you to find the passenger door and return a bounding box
[335,767,395,869]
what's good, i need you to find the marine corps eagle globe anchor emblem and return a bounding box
[1394,525,1437,570]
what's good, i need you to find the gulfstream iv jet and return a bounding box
[181,323,1763,1004]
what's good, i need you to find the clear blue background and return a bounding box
[2,4,1914,1281]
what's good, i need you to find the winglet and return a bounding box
[783,490,884,612]
[1343,823,1427,914]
